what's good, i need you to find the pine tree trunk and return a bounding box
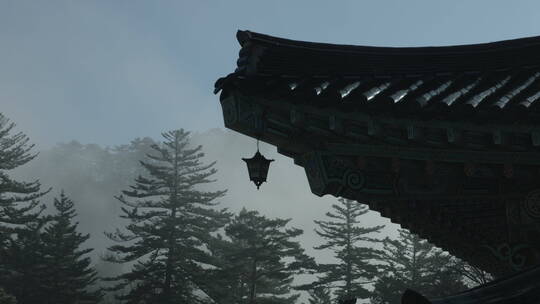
[163,208,177,302]
[249,257,257,304]
[411,238,418,286]
[346,245,352,296]
[163,138,179,303]
[164,251,173,302]
[345,201,352,296]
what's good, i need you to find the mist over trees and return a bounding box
[0,113,101,303]
[10,137,158,261]
[103,130,230,303]
[0,112,490,304]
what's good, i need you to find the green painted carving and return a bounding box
[483,243,536,272]
[505,191,540,263]
[524,189,540,220]
[342,169,365,191]
[507,200,522,226]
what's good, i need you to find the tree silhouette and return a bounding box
[104,129,230,304]
[212,208,315,304]
[302,198,384,301]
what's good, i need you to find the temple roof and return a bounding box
[233,30,540,75]
[216,31,540,123]
[214,31,540,278]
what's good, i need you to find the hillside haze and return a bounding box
[12,128,399,268]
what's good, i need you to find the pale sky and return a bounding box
[2,0,540,148]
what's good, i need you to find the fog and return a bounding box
[12,128,400,268]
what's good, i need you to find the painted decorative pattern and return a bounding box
[483,243,531,272]
[524,189,540,219]
[343,169,365,190]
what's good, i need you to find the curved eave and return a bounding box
[237,30,540,55]
[215,31,540,124]
[234,30,540,77]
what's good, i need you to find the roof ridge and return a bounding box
[237,30,540,55]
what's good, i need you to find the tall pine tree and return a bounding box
[449,260,493,287]
[0,217,49,304]
[0,113,48,235]
[1,192,101,304]
[0,113,48,301]
[371,229,468,304]
[303,198,384,301]
[213,208,315,304]
[39,191,101,304]
[104,129,230,304]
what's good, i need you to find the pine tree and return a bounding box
[215,208,315,304]
[370,275,402,304]
[0,193,101,304]
[449,260,493,287]
[0,218,49,304]
[104,129,230,304]
[0,113,48,240]
[94,261,124,304]
[0,113,48,302]
[423,253,469,298]
[38,191,101,304]
[304,198,384,301]
[371,229,468,304]
[307,286,332,304]
[109,137,157,182]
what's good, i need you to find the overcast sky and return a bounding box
[2,0,540,149]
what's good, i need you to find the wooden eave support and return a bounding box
[329,115,344,133]
[446,127,462,144]
[492,130,507,145]
[327,142,540,165]
[356,156,366,169]
[464,162,476,177]
[290,108,305,126]
[381,206,392,218]
[368,118,381,136]
[531,131,540,146]
[407,125,424,141]
[425,160,435,176]
[503,163,514,178]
